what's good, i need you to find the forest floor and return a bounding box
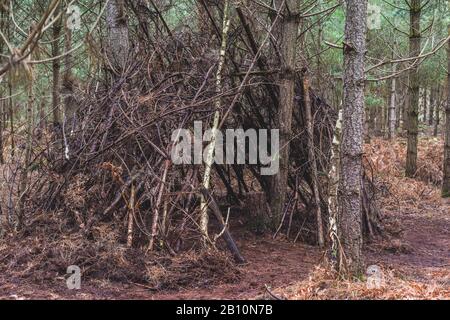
[0,137,448,300]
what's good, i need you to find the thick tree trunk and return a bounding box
[106,0,130,75]
[269,0,300,223]
[406,0,421,177]
[337,0,367,276]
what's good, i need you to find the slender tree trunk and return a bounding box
[63,23,76,120]
[8,81,14,158]
[38,97,46,132]
[51,3,62,126]
[269,0,300,223]
[337,0,368,276]
[304,77,324,247]
[429,86,436,126]
[406,0,421,177]
[396,77,405,130]
[200,0,231,243]
[442,14,450,198]
[328,110,342,270]
[18,80,34,229]
[422,88,428,124]
[388,66,397,139]
[403,82,410,132]
[434,99,441,137]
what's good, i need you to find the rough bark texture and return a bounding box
[63,24,76,121]
[406,0,421,177]
[434,99,441,137]
[304,77,324,247]
[388,61,397,139]
[106,0,130,74]
[337,0,367,276]
[200,0,231,243]
[18,82,34,229]
[51,3,62,126]
[269,0,300,223]
[429,86,436,126]
[328,110,342,270]
[442,20,450,198]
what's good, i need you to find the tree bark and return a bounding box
[422,88,428,124]
[434,98,441,137]
[200,0,231,243]
[269,0,300,224]
[303,77,324,247]
[442,15,450,198]
[337,0,368,276]
[106,0,130,75]
[388,53,397,139]
[63,22,76,121]
[51,2,62,126]
[406,0,421,177]
[429,86,436,126]
[18,80,34,229]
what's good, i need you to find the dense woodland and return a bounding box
[0,0,448,300]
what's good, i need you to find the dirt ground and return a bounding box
[0,201,447,300]
[0,138,448,300]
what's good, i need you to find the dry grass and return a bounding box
[279,137,450,300]
[277,265,449,300]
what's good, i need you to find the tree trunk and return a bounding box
[8,82,14,158]
[388,65,397,139]
[406,0,421,177]
[434,98,441,137]
[422,88,428,124]
[269,0,300,224]
[429,86,436,126]
[106,0,130,75]
[63,22,76,121]
[51,2,62,126]
[442,13,450,198]
[337,0,367,276]
[18,80,34,229]
[200,0,231,243]
[304,76,324,247]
